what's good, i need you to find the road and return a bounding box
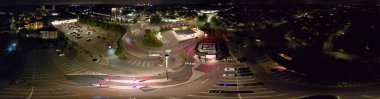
[2,19,380,99]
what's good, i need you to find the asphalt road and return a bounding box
[3,20,380,99]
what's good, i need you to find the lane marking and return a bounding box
[127,60,133,64]
[26,87,34,99]
[188,93,288,98]
[287,95,310,99]
[147,62,150,67]
[246,91,276,94]
[219,79,255,82]
[132,60,137,65]
[187,95,238,99]
[201,79,209,84]
[136,60,141,66]
[142,61,146,67]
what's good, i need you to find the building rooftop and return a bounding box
[174,29,195,35]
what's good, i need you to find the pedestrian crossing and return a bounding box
[125,59,154,68]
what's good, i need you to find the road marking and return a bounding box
[217,65,220,70]
[219,79,255,82]
[147,62,150,67]
[111,79,172,83]
[362,95,379,99]
[127,60,133,64]
[287,95,310,99]
[136,60,141,66]
[187,95,238,98]
[238,93,242,99]
[132,60,137,65]
[201,79,209,84]
[247,91,276,94]
[251,88,267,91]
[26,87,34,99]
[142,61,146,67]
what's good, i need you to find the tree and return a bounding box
[197,14,207,22]
[150,14,161,24]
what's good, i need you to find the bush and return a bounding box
[143,29,163,47]
[150,14,161,24]
[114,38,128,60]
[198,14,207,22]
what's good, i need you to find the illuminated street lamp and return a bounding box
[165,49,171,80]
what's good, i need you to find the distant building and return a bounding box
[19,26,58,39]
[25,22,43,30]
[37,27,58,39]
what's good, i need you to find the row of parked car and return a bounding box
[207,66,264,94]
[223,67,254,77]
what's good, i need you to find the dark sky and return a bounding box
[0,0,380,5]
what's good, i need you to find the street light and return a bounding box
[165,49,171,80]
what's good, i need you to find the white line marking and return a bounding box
[219,79,255,82]
[147,62,150,67]
[136,60,141,66]
[127,60,133,64]
[201,79,209,84]
[188,93,288,98]
[26,87,34,99]
[287,95,310,99]
[132,60,137,65]
[247,91,276,94]
[142,61,146,67]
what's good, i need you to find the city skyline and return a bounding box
[1,0,380,5]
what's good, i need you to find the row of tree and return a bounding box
[143,29,163,47]
[78,15,126,34]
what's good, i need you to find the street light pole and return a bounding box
[165,54,169,80]
[165,50,171,80]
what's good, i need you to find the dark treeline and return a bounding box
[78,15,126,34]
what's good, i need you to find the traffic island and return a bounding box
[143,29,163,47]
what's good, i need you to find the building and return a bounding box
[172,26,203,41]
[37,27,58,39]
[19,26,58,39]
[25,22,43,30]
[195,38,229,60]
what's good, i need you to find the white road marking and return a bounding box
[217,65,220,70]
[142,61,146,67]
[188,93,288,98]
[132,60,137,65]
[111,79,172,83]
[201,79,209,84]
[287,95,310,99]
[127,60,133,64]
[187,95,237,98]
[247,91,276,94]
[26,87,34,99]
[251,88,267,91]
[136,60,141,66]
[219,79,255,82]
[147,62,150,67]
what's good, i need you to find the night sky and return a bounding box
[1,0,380,5]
